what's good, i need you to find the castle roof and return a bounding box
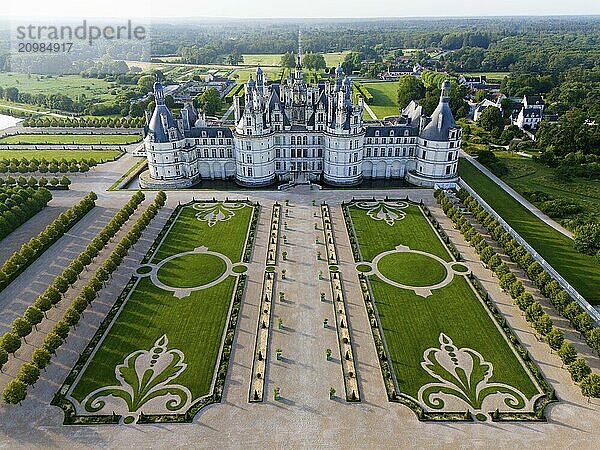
[420,80,457,141]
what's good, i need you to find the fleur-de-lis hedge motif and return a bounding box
[355,201,409,226]
[82,335,192,414]
[193,202,246,227]
[417,333,527,411]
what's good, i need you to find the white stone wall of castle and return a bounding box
[234,135,276,186]
[323,133,365,185]
[415,136,460,179]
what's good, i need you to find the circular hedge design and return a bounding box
[356,264,372,273]
[329,265,339,271]
[157,253,227,288]
[452,263,469,273]
[136,265,152,275]
[377,252,447,287]
[232,264,248,274]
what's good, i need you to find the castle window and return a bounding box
[366,148,371,157]
[275,114,280,122]
[220,149,225,158]
[203,139,207,145]
[218,131,222,137]
[246,118,251,126]
[348,167,351,176]
[388,149,393,157]
[395,148,400,157]
[276,161,281,170]
[404,130,409,137]
[247,154,253,163]
[396,138,401,144]
[195,139,199,145]
[228,149,232,158]
[291,149,296,158]
[446,165,451,175]
[204,149,209,158]
[318,113,323,122]
[373,148,378,157]
[276,149,281,158]
[219,139,223,145]
[227,139,231,144]
[202,131,207,137]
[303,136,307,145]
[353,166,357,175]
[423,141,428,147]
[422,150,426,159]
[353,152,358,162]
[172,143,176,149]
[390,130,394,137]
[304,149,309,158]
[409,148,414,156]
[375,131,379,137]
[403,148,407,156]
[450,142,455,148]
[448,152,453,161]
[248,167,253,176]
[246,143,251,151]
[212,149,217,158]
[291,136,296,145]
[318,149,323,157]
[211,139,215,145]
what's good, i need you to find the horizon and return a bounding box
[5,0,600,19]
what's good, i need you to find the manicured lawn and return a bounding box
[70,202,254,405]
[349,203,451,262]
[459,158,600,304]
[0,149,121,162]
[347,201,542,409]
[362,81,400,119]
[369,275,539,400]
[157,253,227,288]
[377,252,447,287]
[0,134,141,145]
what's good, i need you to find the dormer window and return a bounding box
[390,130,394,137]
[375,130,380,137]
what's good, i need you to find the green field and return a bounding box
[495,153,600,224]
[461,72,511,82]
[0,73,115,101]
[68,202,253,415]
[0,134,141,145]
[377,252,447,286]
[241,51,349,68]
[362,82,400,119]
[459,158,600,304]
[0,149,121,162]
[348,201,542,412]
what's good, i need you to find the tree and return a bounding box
[586,327,600,355]
[42,332,63,354]
[580,373,600,400]
[24,306,43,330]
[546,328,565,351]
[60,175,71,187]
[0,347,8,371]
[11,318,32,341]
[397,75,425,109]
[18,362,40,385]
[2,379,27,404]
[533,314,553,336]
[195,88,222,117]
[557,341,578,366]
[31,347,51,370]
[477,106,504,133]
[573,223,600,255]
[226,51,242,66]
[568,358,591,383]
[64,308,80,327]
[280,52,296,69]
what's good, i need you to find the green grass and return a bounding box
[362,81,400,119]
[241,51,349,68]
[0,73,116,102]
[349,204,451,262]
[157,253,227,288]
[369,275,539,400]
[0,149,121,162]
[377,252,447,287]
[70,203,254,403]
[356,264,372,272]
[460,72,511,83]
[459,158,600,304]
[0,134,141,145]
[348,201,541,406]
[495,153,600,224]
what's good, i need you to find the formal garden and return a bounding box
[342,199,554,421]
[53,200,258,424]
[0,134,141,145]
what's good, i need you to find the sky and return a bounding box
[5,0,600,19]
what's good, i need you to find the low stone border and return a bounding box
[320,204,338,265]
[329,270,360,402]
[266,203,281,265]
[249,271,276,402]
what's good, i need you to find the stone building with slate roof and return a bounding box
[140,63,461,188]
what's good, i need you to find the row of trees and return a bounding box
[435,189,600,399]
[0,176,71,189]
[2,191,166,404]
[0,186,52,242]
[0,160,95,175]
[23,116,145,128]
[0,192,96,293]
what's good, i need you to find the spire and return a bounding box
[153,74,165,106]
[297,29,302,67]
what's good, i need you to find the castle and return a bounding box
[140,58,461,189]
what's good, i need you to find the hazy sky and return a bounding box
[6,0,600,18]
